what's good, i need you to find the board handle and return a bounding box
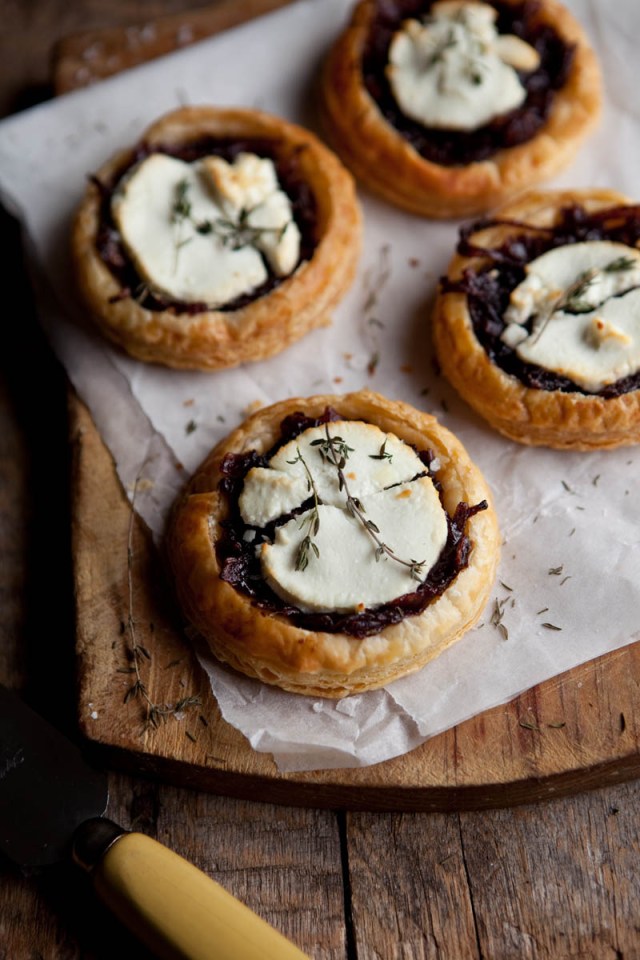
[73,819,310,960]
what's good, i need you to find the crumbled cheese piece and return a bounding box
[495,33,541,71]
[204,153,301,276]
[239,468,310,526]
[386,0,539,131]
[202,153,278,214]
[500,241,640,392]
[111,151,300,306]
[245,193,302,277]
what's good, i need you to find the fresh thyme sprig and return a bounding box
[311,425,426,582]
[171,178,192,223]
[287,447,322,571]
[361,243,391,375]
[604,255,638,274]
[205,208,288,251]
[122,466,201,733]
[170,178,287,255]
[425,18,487,91]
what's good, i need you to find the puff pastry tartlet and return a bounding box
[167,390,499,698]
[433,188,640,449]
[320,0,601,218]
[71,106,361,369]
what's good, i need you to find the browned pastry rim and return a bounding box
[71,106,362,370]
[433,188,640,450]
[320,0,602,218]
[166,390,500,698]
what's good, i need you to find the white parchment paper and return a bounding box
[1,0,639,772]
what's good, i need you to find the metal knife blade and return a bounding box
[0,684,311,959]
[0,684,107,867]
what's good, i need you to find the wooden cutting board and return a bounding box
[57,1,640,811]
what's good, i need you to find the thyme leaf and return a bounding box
[604,256,637,273]
[368,439,393,462]
[171,178,192,223]
[287,446,322,571]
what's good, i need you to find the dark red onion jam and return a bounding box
[92,137,318,314]
[216,408,488,638]
[440,203,640,396]
[362,0,574,166]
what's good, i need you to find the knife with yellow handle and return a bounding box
[0,684,310,959]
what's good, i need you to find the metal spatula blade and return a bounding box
[0,684,107,867]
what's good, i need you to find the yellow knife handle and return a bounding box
[73,821,310,960]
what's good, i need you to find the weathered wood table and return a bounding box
[2,2,640,957]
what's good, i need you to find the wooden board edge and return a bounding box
[81,733,640,812]
[52,0,298,95]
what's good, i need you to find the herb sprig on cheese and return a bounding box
[386,0,540,132]
[170,177,289,254]
[310,425,427,582]
[111,151,301,308]
[239,420,448,614]
[501,241,640,392]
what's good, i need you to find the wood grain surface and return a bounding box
[61,1,640,810]
[2,3,640,959]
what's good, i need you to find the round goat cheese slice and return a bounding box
[111,151,301,307]
[386,0,538,132]
[500,241,640,392]
[239,420,449,614]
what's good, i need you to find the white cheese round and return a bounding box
[239,420,449,614]
[111,151,301,307]
[386,1,538,132]
[500,240,640,392]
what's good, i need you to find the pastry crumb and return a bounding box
[243,399,264,416]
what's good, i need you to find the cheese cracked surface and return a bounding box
[111,151,301,307]
[500,241,640,393]
[239,421,449,614]
[386,1,539,132]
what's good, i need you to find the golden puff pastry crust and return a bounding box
[71,106,362,370]
[166,389,500,698]
[320,0,602,219]
[433,188,640,450]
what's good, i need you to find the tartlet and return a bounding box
[71,106,362,369]
[320,0,602,218]
[433,188,640,449]
[167,390,499,698]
